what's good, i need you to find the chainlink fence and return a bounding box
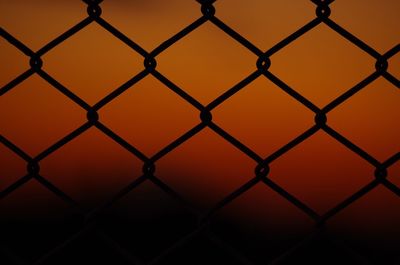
[1,0,399,264]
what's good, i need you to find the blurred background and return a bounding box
[0,0,399,264]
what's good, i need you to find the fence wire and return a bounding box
[1,0,399,264]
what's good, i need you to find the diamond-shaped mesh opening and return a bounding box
[43,23,144,104]
[214,77,314,157]
[0,38,28,87]
[0,1,399,264]
[329,186,400,264]
[40,128,142,210]
[330,0,400,52]
[0,180,75,262]
[157,128,256,210]
[270,23,375,107]
[215,0,315,50]
[269,131,374,214]
[101,0,200,50]
[101,181,197,262]
[157,22,257,104]
[0,75,85,155]
[100,75,199,156]
[0,0,86,50]
[212,183,314,263]
[329,77,400,161]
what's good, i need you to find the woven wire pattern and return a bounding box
[1,0,399,264]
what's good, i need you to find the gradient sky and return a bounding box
[0,1,399,251]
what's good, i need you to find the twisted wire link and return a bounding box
[1,0,399,264]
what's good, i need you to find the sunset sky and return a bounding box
[0,1,399,256]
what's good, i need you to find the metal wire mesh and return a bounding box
[1,0,399,264]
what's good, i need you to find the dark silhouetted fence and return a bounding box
[1,0,399,264]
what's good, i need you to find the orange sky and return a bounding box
[0,0,399,250]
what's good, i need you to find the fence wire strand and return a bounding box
[1,0,399,264]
